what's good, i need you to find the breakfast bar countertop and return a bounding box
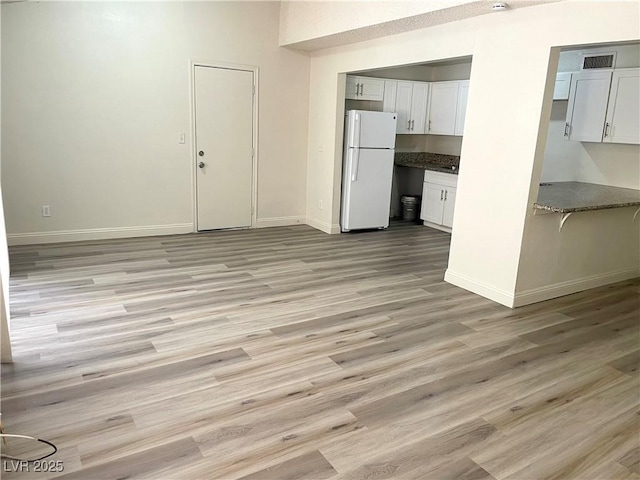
[394,152,460,175]
[533,181,640,214]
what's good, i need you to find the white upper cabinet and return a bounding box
[603,68,640,144]
[427,81,460,136]
[411,82,429,134]
[345,76,384,101]
[346,76,359,99]
[382,80,397,114]
[565,71,612,142]
[357,76,472,137]
[454,80,469,136]
[394,81,413,133]
[553,72,572,100]
[390,81,430,134]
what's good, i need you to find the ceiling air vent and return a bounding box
[581,52,616,70]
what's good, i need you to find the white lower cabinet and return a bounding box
[442,187,457,227]
[420,171,458,231]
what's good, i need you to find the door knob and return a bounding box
[198,162,205,168]
[198,151,205,157]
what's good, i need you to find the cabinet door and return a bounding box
[604,68,640,144]
[553,72,572,100]
[454,80,469,136]
[383,80,397,113]
[566,71,612,142]
[345,76,359,100]
[420,182,444,224]
[358,77,385,101]
[427,81,459,135]
[410,82,430,134]
[395,81,413,134]
[442,187,457,228]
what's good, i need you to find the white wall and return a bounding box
[0,187,11,363]
[1,1,310,244]
[0,5,12,363]
[301,1,639,306]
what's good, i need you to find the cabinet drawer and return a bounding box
[424,170,458,187]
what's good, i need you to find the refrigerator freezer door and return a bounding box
[341,149,394,231]
[346,110,397,149]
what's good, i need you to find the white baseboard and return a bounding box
[7,223,194,246]
[255,216,305,228]
[444,270,515,307]
[513,268,640,307]
[305,217,341,234]
[445,267,640,309]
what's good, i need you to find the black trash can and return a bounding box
[400,195,421,222]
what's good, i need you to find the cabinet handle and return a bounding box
[407,120,412,131]
[444,190,448,201]
[359,83,363,96]
[564,123,570,137]
[411,119,415,131]
[604,122,611,138]
[428,120,432,132]
[440,190,444,201]
[355,83,360,96]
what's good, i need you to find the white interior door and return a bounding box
[195,66,254,231]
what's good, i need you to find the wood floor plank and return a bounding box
[1,223,638,479]
[237,450,337,480]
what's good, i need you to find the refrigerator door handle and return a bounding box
[352,113,361,148]
[351,148,360,182]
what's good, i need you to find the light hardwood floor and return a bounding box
[1,223,638,479]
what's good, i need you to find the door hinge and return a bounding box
[252,85,255,95]
[252,148,255,158]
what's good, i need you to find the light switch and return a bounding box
[179,133,186,144]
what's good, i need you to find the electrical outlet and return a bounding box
[41,205,51,217]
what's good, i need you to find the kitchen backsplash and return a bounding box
[395,134,462,156]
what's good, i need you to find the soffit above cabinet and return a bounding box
[279,0,562,51]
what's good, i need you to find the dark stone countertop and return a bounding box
[534,182,640,213]
[394,152,460,175]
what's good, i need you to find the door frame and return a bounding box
[189,60,259,231]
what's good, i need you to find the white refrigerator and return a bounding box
[341,110,397,232]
